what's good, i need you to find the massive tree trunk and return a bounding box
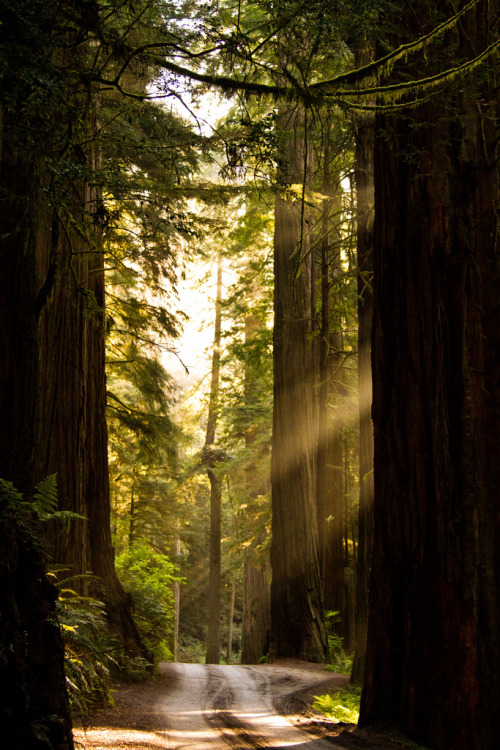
[350,105,375,685]
[0,7,74,740]
[270,106,328,662]
[34,108,149,658]
[316,145,346,625]
[360,3,500,747]
[0,151,75,750]
[1,0,146,672]
[241,558,271,663]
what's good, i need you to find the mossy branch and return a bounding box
[311,0,483,93]
[330,38,500,105]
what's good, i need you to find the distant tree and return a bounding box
[204,254,224,664]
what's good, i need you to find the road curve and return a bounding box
[158,662,344,750]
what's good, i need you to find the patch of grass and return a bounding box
[312,686,361,724]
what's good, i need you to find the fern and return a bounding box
[32,474,58,517]
[32,474,86,535]
[312,687,361,723]
[56,581,117,716]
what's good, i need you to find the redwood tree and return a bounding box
[350,99,375,686]
[359,2,500,747]
[270,105,328,662]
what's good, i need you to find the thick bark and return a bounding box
[350,106,375,685]
[0,94,74,750]
[34,134,149,659]
[270,106,328,662]
[316,164,345,624]
[360,4,500,746]
[241,558,271,664]
[0,4,145,739]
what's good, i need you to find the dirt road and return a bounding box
[74,660,348,750]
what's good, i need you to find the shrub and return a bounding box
[115,544,182,665]
[324,609,353,674]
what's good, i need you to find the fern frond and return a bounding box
[33,474,58,516]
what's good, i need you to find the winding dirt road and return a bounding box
[74,661,347,750]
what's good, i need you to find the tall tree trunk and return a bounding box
[173,526,181,661]
[350,103,375,685]
[241,303,271,664]
[270,105,328,662]
[0,151,74,748]
[205,254,223,664]
[0,11,74,738]
[359,4,500,746]
[35,129,149,659]
[316,148,345,626]
[241,558,271,663]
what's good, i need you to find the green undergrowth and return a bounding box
[324,609,353,674]
[115,544,181,663]
[312,686,361,723]
[56,580,118,717]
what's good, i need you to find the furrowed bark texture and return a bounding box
[1,5,146,666]
[35,118,148,657]
[360,2,500,746]
[241,559,271,663]
[0,13,74,737]
[316,150,345,625]
[350,105,375,686]
[270,107,328,662]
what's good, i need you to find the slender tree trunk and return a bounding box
[227,577,236,662]
[205,255,223,664]
[129,481,136,548]
[360,4,500,746]
[350,103,375,685]
[173,526,181,661]
[270,105,328,662]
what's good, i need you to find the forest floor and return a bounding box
[73,660,417,750]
